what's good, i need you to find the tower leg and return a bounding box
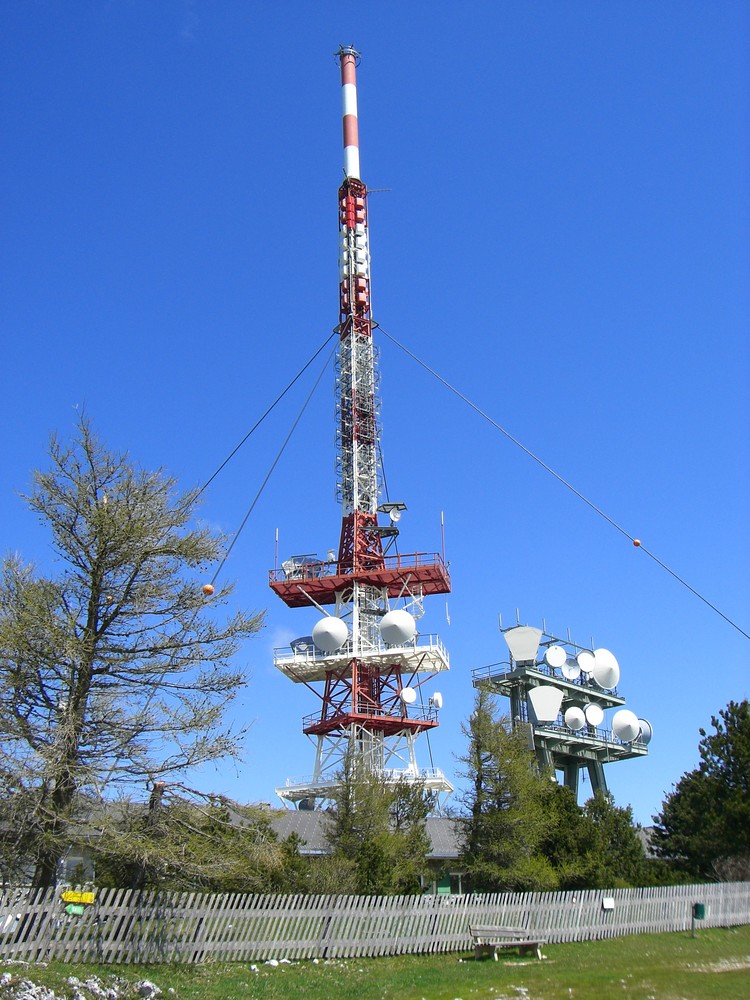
[587,761,608,796]
[562,762,580,798]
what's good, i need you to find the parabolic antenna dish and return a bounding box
[312,616,348,653]
[612,709,640,742]
[399,686,417,705]
[592,648,620,690]
[564,706,586,731]
[544,645,568,670]
[380,609,416,645]
[584,703,604,727]
[638,719,653,745]
[562,658,581,680]
[430,691,444,710]
[528,685,564,723]
[577,650,596,674]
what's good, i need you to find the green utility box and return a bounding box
[692,903,705,920]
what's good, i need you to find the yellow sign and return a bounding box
[61,891,95,904]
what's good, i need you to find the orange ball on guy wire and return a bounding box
[202,583,215,597]
[633,539,641,547]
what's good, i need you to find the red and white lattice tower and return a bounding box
[269,47,452,809]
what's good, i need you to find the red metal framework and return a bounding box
[268,551,451,608]
[302,660,440,737]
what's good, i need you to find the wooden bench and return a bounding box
[469,924,545,961]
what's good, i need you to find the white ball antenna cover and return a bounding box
[380,609,417,645]
[430,691,444,710]
[584,703,604,727]
[544,645,567,669]
[312,616,349,653]
[593,648,620,690]
[612,709,640,742]
[399,686,417,705]
[564,706,586,730]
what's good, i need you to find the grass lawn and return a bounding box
[4,925,749,999]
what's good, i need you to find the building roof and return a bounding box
[269,811,462,860]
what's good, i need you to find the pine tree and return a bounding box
[652,699,750,879]
[457,690,558,892]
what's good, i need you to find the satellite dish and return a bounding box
[592,648,620,690]
[576,650,596,674]
[430,691,444,710]
[503,625,542,664]
[527,685,564,723]
[638,718,653,745]
[544,645,567,670]
[562,657,581,680]
[564,706,586,731]
[311,616,348,653]
[584,703,604,727]
[400,686,417,705]
[380,609,416,645]
[389,508,402,524]
[612,709,640,742]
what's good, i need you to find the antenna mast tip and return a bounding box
[336,44,361,64]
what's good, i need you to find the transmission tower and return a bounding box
[269,47,452,810]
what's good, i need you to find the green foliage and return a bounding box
[538,784,600,889]
[652,699,750,880]
[91,790,294,893]
[582,791,649,888]
[457,690,559,892]
[323,749,435,895]
[0,418,264,887]
[458,692,653,891]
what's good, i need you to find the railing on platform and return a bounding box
[274,632,450,673]
[269,550,449,586]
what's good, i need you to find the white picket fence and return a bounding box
[0,881,748,964]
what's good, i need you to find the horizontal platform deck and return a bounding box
[274,633,449,682]
[275,766,454,804]
[269,552,451,607]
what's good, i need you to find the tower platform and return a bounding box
[269,552,450,608]
[274,633,450,682]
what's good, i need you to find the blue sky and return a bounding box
[2,1,748,826]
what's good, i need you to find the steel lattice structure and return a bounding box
[269,48,452,809]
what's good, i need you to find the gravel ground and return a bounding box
[0,965,171,1000]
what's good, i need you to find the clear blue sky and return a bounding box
[2,2,748,826]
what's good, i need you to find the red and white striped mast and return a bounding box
[269,48,452,809]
